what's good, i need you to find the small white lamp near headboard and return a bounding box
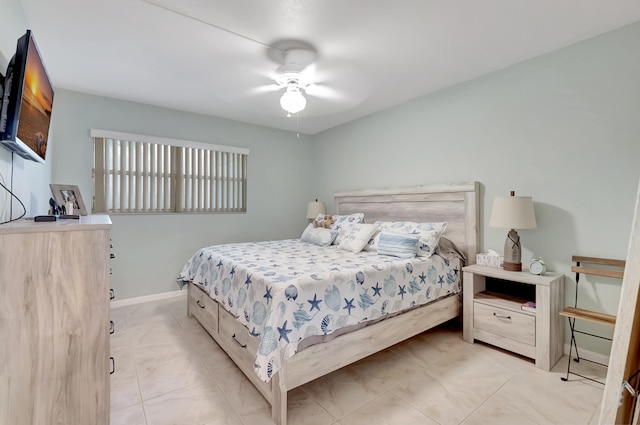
[306,199,326,220]
[489,191,537,271]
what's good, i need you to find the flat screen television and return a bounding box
[0,30,54,163]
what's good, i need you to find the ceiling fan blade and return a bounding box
[248,84,282,95]
[304,83,340,100]
[299,63,316,79]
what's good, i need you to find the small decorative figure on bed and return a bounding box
[313,215,335,228]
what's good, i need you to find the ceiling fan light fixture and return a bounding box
[280,87,307,114]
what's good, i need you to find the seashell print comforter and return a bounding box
[177,239,461,382]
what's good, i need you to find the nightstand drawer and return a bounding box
[473,302,535,346]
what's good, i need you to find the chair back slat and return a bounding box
[571,256,625,280]
[571,266,624,279]
[572,256,626,269]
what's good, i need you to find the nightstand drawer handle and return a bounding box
[493,312,511,320]
[196,300,205,309]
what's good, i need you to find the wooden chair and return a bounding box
[559,256,625,383]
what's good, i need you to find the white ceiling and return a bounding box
[18,0,640,135]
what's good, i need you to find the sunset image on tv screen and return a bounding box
[17,37,54,160]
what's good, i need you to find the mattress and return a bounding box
[178,239,461,381]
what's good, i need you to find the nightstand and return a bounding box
[462,264,565,371]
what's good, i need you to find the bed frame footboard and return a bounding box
[188,282,461,425]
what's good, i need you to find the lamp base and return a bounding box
[503,261,522,272]
[503,229,522,272]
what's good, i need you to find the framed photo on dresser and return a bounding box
[50,184,88,216]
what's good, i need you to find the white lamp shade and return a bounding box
[489,195,537,229]
[280,90,307,114]
[306,200,326,219]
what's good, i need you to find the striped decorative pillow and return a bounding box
[377,231,419,259]
[366,221,448,257]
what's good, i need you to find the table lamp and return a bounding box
[306,199,326,220]
[489,191,537,271]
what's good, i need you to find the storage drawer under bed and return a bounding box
[188,283,272,399]
[188,284,219,336]
[218,307,272,399]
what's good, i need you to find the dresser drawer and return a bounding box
[218,308,271,398]
[473,301,535,346]
[189,284,219,336]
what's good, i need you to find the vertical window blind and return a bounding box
[91,130,249,214]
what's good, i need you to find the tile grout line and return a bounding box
[456,372,515,425]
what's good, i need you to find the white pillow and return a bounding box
[413,222,448,257]
[300,223,337,247]
[337,223,379,253]
[363,227,381,252]
[331,213,365,245]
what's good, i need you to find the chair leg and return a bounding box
[561,318,578,382]
[570,318,581,362]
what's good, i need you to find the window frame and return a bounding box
[91,129,249,214]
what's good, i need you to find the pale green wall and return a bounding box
[311,22,640,355]
[0,0,51,220]
[50,89,315,299]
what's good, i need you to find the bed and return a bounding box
[178,182,479,425]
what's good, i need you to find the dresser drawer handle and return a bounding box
[110,320,115,335]
[196,300,205,309]
[232,333,247,348]
[110,357,115,375]
[493,312,511,320]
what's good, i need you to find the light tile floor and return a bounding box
[110,295,606,425]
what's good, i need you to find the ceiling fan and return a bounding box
[141,0,369,118]
[257,46,335,116]
[273,48,315,116]
[247,39,371,118]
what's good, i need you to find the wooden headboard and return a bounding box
[335,182,480,263]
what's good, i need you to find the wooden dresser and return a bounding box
[0,215,112,425]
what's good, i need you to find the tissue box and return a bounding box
[476,253,504,268]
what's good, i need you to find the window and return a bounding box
[92,130,248,214]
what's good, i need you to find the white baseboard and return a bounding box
[564,343,610,366]
[110,289,186,308]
